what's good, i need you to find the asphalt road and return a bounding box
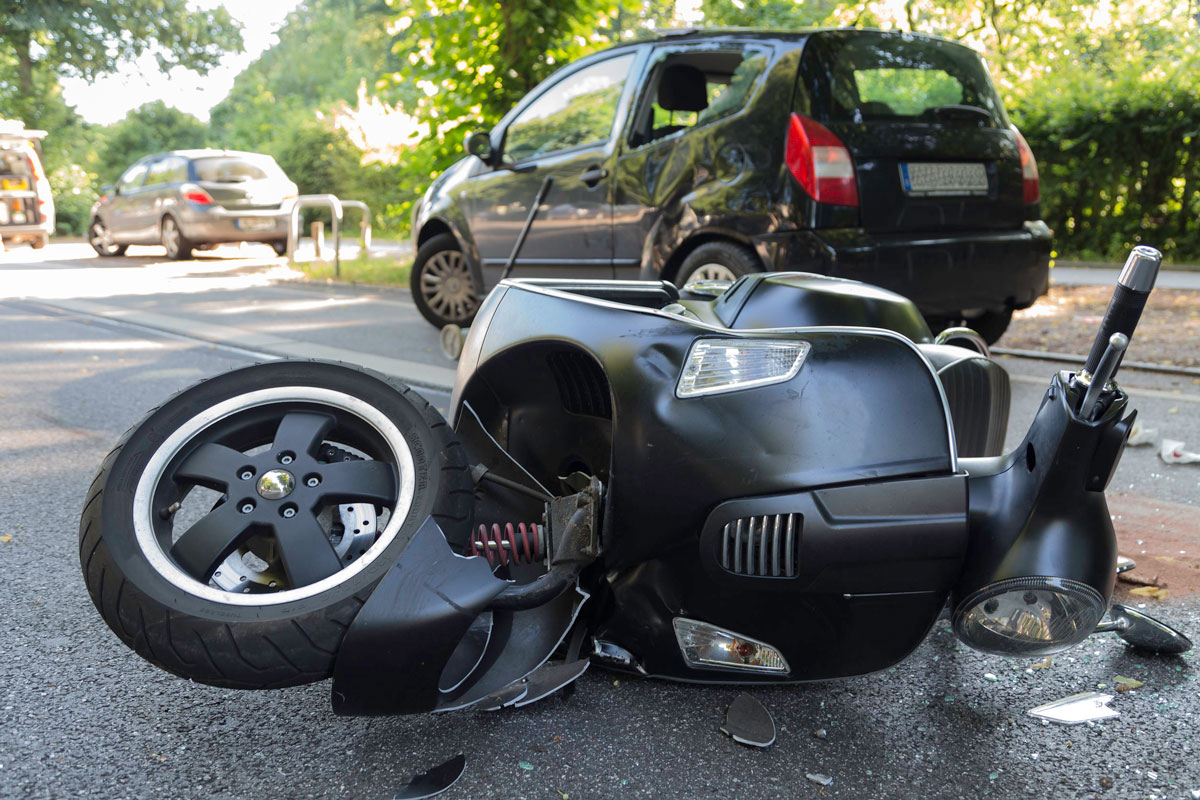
[2,243,1199,800]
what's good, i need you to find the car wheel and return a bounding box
[78,360,474,689]
[89,218,128,257]
[161,215,193,260]
[271,240,288,257]
[411,233,480,328]
[31,234,47,250]
[927,309,1013,346]
[675,241,762,287]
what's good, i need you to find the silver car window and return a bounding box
[504,54,635,163]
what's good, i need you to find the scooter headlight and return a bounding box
[952,577,1105,656]
[676,338,810,398]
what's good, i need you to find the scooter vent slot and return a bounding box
[720,514,801,577]
[548,350,612,419]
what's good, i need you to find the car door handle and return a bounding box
[579,166,608,187]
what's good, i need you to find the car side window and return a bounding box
[630,46,769,148]
[117,162,149,193]
[504,54,635,163]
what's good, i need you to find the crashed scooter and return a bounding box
[79,245,1190,717]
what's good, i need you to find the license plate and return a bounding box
[899,162,988,197]
[238,217,276,232]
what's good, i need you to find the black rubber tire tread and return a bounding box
[161,215,193,260]
[675,240,763,286]
[409,232,479,328]
[78,360,474,690]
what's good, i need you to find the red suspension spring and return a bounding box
[470,522,544,567]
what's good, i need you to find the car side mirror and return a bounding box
[464,131,494,163]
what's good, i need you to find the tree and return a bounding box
[0,0,242,128]
[97,102,210,182]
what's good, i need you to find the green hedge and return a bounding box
[1014,65,1200,263]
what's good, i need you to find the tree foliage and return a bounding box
[97,102,211,182]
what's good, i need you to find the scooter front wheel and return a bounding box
[79,360,473,689]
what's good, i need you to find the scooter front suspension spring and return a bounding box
[471,522,544,567]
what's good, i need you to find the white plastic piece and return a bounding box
[1160,439,1200,464]
[1126,422,1157,447]
[1027,692,1119,725]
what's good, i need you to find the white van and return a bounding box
[0,121,55,249]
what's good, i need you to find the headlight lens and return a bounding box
[676,338,810,398]
[673,617,790,673]
[953,576,1105,656]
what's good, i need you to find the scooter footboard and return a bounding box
[331,517,587,716]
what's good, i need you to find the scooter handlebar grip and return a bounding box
[1082,246,1161,376]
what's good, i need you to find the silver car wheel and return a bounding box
[420,249,479,323]
[90,220,115,254]
[162,217,181,258]
[689,263,739,282]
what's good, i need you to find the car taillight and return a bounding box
[1013,127,1040,204]
[182,184,214,205]
[785,112,858,207]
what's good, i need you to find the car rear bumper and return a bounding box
[756,221,1052,315]
[0,222,51,241]
[177,206,289,244]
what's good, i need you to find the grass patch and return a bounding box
[296,254,412,287]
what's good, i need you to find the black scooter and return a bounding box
[79,245,1189,719]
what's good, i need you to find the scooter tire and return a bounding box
[79,360,473,689]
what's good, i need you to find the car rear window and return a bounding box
[0,149,33,177]
[799,32,1007,126]
[194,156,286,183]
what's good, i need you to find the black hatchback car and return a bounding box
[410,28,1052,341]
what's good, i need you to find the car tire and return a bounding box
[927,308,1012,346]
[89,217,128,257]
[271,240,288,257]
[410,233,480,328]
[31,234,47,249]
[161,215,193,260]
[79,359,474,689]
[675,241,763,287]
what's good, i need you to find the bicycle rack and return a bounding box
[287,195,372,278]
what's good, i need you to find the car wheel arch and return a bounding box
[660,232,766,284]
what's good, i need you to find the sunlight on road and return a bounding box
[0,242,303,300]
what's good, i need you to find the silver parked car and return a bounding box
[89,149,298,258]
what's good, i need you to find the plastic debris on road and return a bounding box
[1160,439,1200,464]
[1113,675,1145,692]
[1027,692,1120,725]
[1127,423,1157,446]
[393,753,465,800]
[721,693,776,748]
[806,773,834,787]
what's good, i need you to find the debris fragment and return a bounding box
[0,534,11,543]
[806,773,834,787]
[1127,423,1157,446]
[1113,676,1145,692]
[1100,776,1114,789]
[984,673,998,682]
[1027,692,1119,725]
[1128,585,1169,600]
[1031,657,1053,669]
[393,753,465,800]
[721,693,776,748]
[1118,572,1163,588]
[1160,439,1200,464]
[813,728,827,740]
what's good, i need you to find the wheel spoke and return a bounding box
[171,503,252,580]
[272,412,336,456]
[275,514,343,586]
[175,442,247,488]
[317,459,397,506]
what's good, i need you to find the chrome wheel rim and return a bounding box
[90,220,115,254]
[419,250,479,323]
[132,387,417,606]
[689,263,738,283]
[162,218,180,257]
